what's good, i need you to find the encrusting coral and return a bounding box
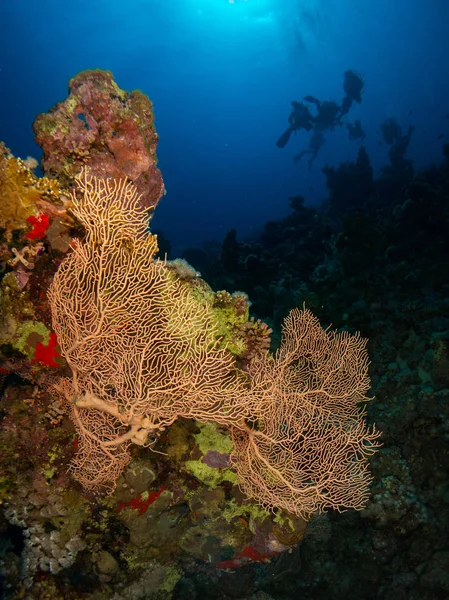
[33,69,164,211]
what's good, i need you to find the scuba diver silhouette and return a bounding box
[276,101,314,148]
[303,96,341,131]
[347,119,366,141]
[276,70,365,166]
[339,70,364,117]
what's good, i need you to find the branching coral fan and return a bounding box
[48,169,249,492]
[231,308,382,517]
[49,169,380,518]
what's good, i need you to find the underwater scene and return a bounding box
[0,1,448,599]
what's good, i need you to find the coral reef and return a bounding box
[4,70,449,600]
[33,69,164,211]
[0,88,324,594]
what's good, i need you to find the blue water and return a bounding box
[1,0,449,252]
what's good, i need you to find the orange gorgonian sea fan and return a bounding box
[48,169,250,492]
[231,308,381,520]
[48,169,380,518]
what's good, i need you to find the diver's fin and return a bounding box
[276,126,293,148]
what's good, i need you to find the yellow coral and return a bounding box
[0,143,61,234]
